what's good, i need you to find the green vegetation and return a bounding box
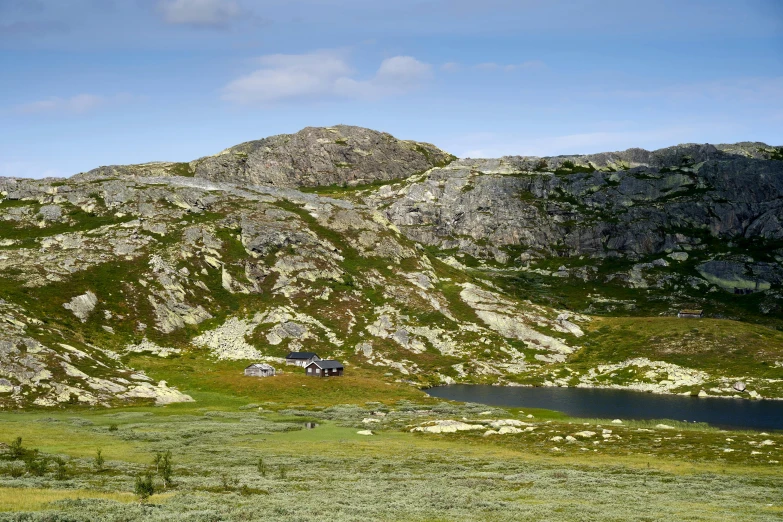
[0,399,781,520]
[574,316,783,378]
[554,159,596,175]
[167,163,195,177]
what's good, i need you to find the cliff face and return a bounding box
[370,143,783,316]
[375,143,783,260]
[1,128,782,409]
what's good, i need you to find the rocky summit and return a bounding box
[1,126,783,409]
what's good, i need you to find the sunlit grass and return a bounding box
[0,487,172,511]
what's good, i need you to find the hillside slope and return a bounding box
[1,128,782,409]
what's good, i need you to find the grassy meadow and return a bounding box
[1,363,782,521]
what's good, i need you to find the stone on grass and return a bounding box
[63,291,98,322]
[357,430,373,436]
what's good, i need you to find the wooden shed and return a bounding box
[305,360,344,377]
[285,352,320,367]
[244,363,275,377]
[677,309,703,318]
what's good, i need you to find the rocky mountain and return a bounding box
[369,143,783,320]
[1,127,782,409]
[76,125,455,188]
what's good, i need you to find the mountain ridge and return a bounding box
[1,125,782,410]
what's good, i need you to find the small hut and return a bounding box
[677,309,703,318]
[244,363,275,377]
[285,352,320,367]
[305,360,344,377]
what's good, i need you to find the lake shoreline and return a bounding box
[425,384,783,431]
[424,381,783,401]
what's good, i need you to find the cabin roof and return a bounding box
[245,363,274,370]
[307,360,344,370]
[679,309,703,314]
[286,352,319,360]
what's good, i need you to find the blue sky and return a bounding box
[1,0,782,178]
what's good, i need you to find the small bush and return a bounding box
[154,450,173,488]
[94,448,105,472]
[134,472,155,502]
[257,457,267,477]
[108,424,118,432]
[24,455,49,476]
[9,437,24,459]
[54,457,69,480]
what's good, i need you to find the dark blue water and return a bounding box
[426,385,783,431]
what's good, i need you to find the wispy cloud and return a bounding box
[13,93,140,116]
[443,60,546,72]
[156,0,241,28]
[222,51,432,105]
[440,62,461,72]
[611,77,783,104]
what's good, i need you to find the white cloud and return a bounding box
[222,52,432,105]
[156,0,241,28]
[13,93,138,116]
[475,62,500,71]
[442,61,546,72]
[504,60,546,72]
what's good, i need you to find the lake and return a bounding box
[426,385,783,431]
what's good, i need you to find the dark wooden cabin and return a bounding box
[305,360,344,377]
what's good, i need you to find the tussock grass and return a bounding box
[0,402,781,520]
[0,487,171,511]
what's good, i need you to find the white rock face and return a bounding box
[63,291,98,322]
[460,284,575,359]
[411,420,486,434]
[125,339,181,357]
[194,316,264,360]
[572,357,709,394]
[121,380,193,405]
